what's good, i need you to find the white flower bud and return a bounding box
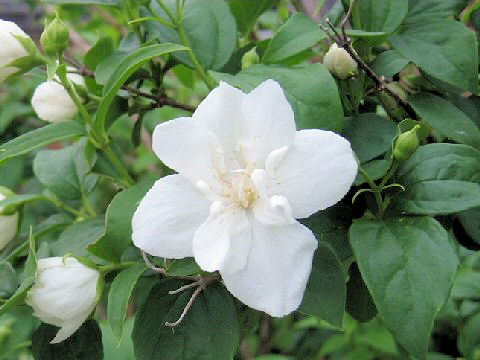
[26,257,101,343]
[0,192,18,251]
[323,43,358,80]
[0,19,30,82]
[31,71,83,123]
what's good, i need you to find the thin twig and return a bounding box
[142,251,166,274]
[165,285,204,327]
[322,4,417,120]
[168,281,202,295]
[68,67,195,112]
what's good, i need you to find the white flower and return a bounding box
[0,19,30,82]
[0,192,18,251]
[132,80,357,317]
[26,257,100,343]
[323,44,358,80]
[31,71,83,123]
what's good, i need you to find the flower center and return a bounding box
[229,169,258,208]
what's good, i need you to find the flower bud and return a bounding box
[26,257,101,343]
[40,14,70,56]
[0,19,30,82]
[0,188,19,251]
[241,47,259,70]
[393,125,421,161]
[31,74,82,122]
[323,43,358,80]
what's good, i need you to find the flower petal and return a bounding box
[152,117,226,189]
[221,220,317,317]
[132,175,210,258]
[193,203,251,273]
[266,129,358,219]
[239,79,296,167]
[50,313,91,344]
[193,82,246,169]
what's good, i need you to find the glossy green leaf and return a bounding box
[107,264,147,343]
[346,263,377,322]
[350,217,458,359]
[299,242,346,327]
[458,207,480,245]
[211,63,343,132]
[406,0,468,23]
[33,140,98,200]
[132,280,240,360]
[342,113,396,163]
[409,93,480,149]
[458,312,480,359]
[352,0,408,33]
[88,176,156,262]
[95,44,188,134]
[32,320,103,360]
[394,143,480,215]
[371,50,409,77]
[0,121,85,164]
[262,13,325,64]
[0,261,17,298]
[50,217,105,258]
[144,0,236,71]
[228,0,279,36]
[390,20,478,92]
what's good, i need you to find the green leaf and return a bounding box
[346,263,377,322]
[299,242,346,327]
[409,93,480,149]
[166,258,202,276]
[33,140,98,200]
[389,20,478,92]
[394,143,480,215]
[107,264,147,343]
[50,217,105,258]
[144,0,236,71]
[371,50,409,77]
[0,121,85,164]
[354,159,392,186]
[228,0,279,36]
[300,203,353,261]
[451,269,480,300]
[85,35,115,71]
[342,113,397,163]
[0,194,45,210]
[32,320,103,360]
[458,312,480,359]
[352,0,408,33]
[132,280,240,360]
[88,176,156,262]
[95,43,188,134]
[101,318,135,360]
[0,261,17,298]
[210,63,343,132]
[350,216,458,359]
[458,207,480,245]
[0,235,36,317]
[262,13,326,65]
[406,0,468,23]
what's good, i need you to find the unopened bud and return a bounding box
[0,19,31,82]
[323,44,358,80]
[241,47,259,70]
[40,14,69,56]
[393,125,421,161]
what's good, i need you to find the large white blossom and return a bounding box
[132,80,357,317]
[0,191,18,251]
[31,70,83,123]
[0,19,30,82]
[26,257,100,343]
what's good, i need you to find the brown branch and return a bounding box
[68,67,196,113]
[322,3,418,120]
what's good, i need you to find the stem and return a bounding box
[81,193,97,216]
[176,24,215,89]
[102,144,135,187]
[156,0,177,23]
[99,261,138,274]
[379,161,399,188]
